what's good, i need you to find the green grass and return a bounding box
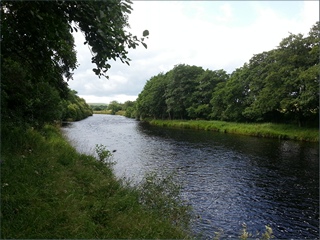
[115,110,126,116]
[93,110,112,114]
[93,110,126,116]
[148,119,319,142]
[1,124,191,239]
[88,103,108,106]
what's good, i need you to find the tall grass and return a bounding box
[1,124,191,238]
[149,119,319,142]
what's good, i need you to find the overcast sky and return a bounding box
[68,1,319,104]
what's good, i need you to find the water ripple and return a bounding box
[63,115,319,239]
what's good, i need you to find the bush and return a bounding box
[95,144,116,168]
[138,172,191,229]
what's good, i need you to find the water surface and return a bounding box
[63,114,319,239]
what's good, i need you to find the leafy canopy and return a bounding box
[1,0,148,126]
[135,22,319,127]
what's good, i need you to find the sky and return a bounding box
[68,1,319,104]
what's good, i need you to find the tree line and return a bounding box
[90,100,135,115]
[134,22,319,127]
[1,1,147,128]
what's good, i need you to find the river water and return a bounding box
[62,114,319,239]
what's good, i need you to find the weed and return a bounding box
[239,223,252,240]
[95,144,115,167]
[138,172,192,230]
[239,223,274,240]
[261,225,274,240]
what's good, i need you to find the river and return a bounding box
[62,114,319,239]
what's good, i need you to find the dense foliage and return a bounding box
[135,22,319,127]
[1,0,147,127]
[90,104,109,112]
[90,100,136,117]
[62,90,93,121]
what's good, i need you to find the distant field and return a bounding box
[93,110,112,114]
[88,103,108,106]
[93,110,126,116]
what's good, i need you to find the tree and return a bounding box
[210,65,251,122]
[135,73,169,119]
[275,24,319,126]
[123,100,135,111]
[59,90,92,121]
[211,22,319,126]
[165,64,204,119]
[108,101,122,115]
[133,22,318,126]
[242,22,319,126]
[1,1,148,126]
[187,69,228,119]
[241,49,284,122]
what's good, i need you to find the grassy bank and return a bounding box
[148,119,319,142]
[1,125,190,239]
[93,110,112,114]
[93,110,126,116]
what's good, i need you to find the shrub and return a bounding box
[95,144,116,167]
[138,172,191,229]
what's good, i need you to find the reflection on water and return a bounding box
[63,114,319,239]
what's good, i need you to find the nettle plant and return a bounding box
[95,144,115,167]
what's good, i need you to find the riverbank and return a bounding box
[1,125,190,239]
[93,110,112,114]
[147,119,319,142]
[93,110,126,116]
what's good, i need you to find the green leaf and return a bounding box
[141,42,147,49]
[99,10,105,19]
[143,30,149,37]
[36,14,43,21]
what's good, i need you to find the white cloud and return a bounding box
[299,1,319,34]
[215,3,233,23]
[69,1,319,104]
[79,94,138,104]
